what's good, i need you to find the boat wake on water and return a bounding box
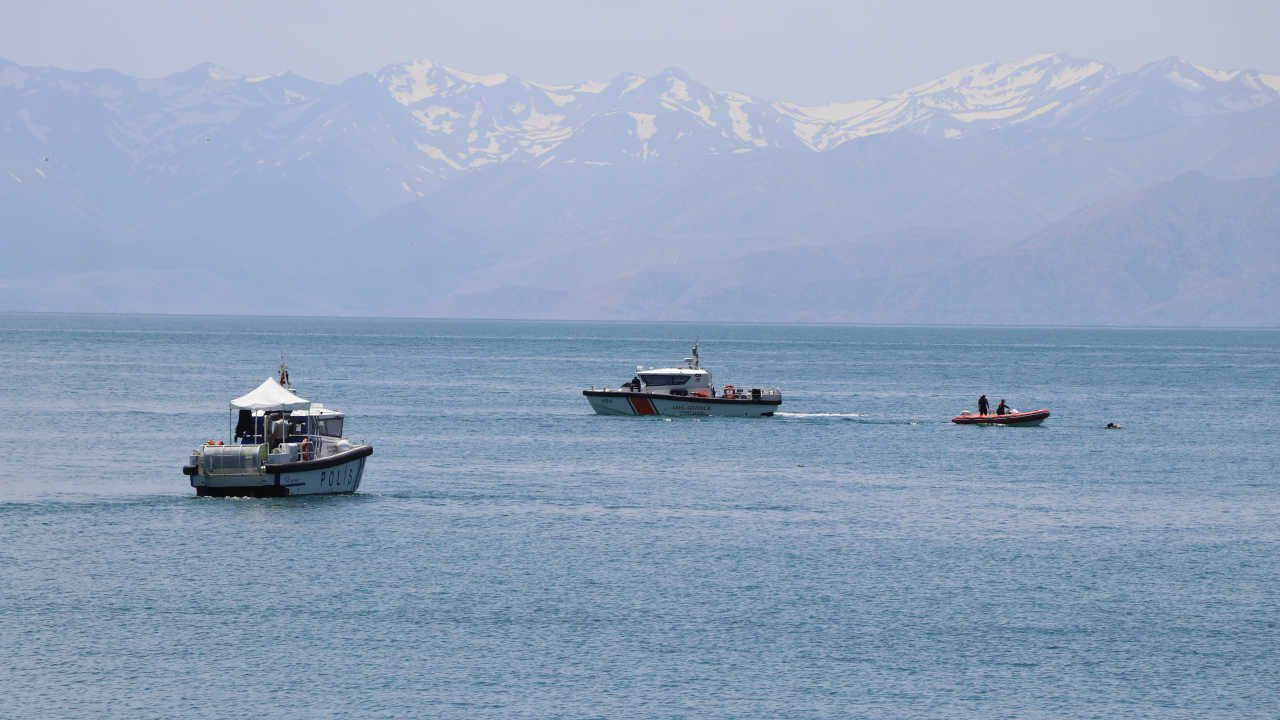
[775,411,863,419]
[775,412,919,425]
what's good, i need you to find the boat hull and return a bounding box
[184,445,372,497]
[952,408,1050,426]
[584,390,779,417]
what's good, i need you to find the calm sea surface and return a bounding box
[1,314,1277,719]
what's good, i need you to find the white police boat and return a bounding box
[583,344,781,417]
[182,363,372,497]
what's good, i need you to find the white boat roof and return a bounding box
[230,377,310,411]
[641,367,709,375]
[291,404,342,418]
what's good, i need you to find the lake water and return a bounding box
[1,314,1277,718]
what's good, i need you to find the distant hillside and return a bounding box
[492,173,1277,325]
[969,172,1280,325]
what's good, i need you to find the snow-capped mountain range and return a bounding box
[369,52,1280,164]
[5,52,1277,184]
[2,52,1278,323]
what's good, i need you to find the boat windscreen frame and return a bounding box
[639,372,701,387]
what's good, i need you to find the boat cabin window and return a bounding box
[640,374,691,387]
[240,414,342,441]
[315,417,344,437]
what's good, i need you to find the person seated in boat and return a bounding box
[978,394,989,416]
[629,376,641,392]
[996,399,1009,415]
[268,413,289,450]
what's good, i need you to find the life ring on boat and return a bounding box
[299,437,313,461]
[723,384,735,398]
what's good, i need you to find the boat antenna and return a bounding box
[278,352,291,389]
[692,341,700,369]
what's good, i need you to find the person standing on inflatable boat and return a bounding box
[978,394,989,416]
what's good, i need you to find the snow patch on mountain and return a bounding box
[952,106,1025,122]
[573,80,609,94]
[726,94,767,146]
[1165,68,1205,92]
[382,59,442,104]
[1049,61,1108,90]
[447,68,509,87]
[1021,101,1060,121]
[661,76,693,104]
[543,90,577,107]
[629,112,657,140]
[416,142,465,170]
[1193,65,1235,83]
[413,106,462,134]
[620,75,646,95]
[202,64,242,82]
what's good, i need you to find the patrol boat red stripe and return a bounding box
[629,395,658,415]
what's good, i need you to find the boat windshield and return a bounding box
[239,414,344,442]
[640,374,691,387]
[315,417,344,437]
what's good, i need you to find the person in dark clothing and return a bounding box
[996,399,1009,415]
[234,409,254,443]
[978,394,989,416]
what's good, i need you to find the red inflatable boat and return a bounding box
[952,408,1050,426]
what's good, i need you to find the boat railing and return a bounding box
[721,387,782,400]
[267,434,328,463]
[588,385,781,400]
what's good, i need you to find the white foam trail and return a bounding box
[775,412,863,418]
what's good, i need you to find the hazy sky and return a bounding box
[5,0,1279,103]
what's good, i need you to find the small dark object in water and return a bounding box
[1106,422,1123,430]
